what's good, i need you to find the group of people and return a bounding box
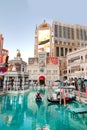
[63,77,87,92]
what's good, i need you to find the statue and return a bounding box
[17,49,21,58]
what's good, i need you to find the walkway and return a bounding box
[72,90,87,104]
[70,107,87,114]
[0,91,6,96]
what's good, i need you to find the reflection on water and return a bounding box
[0,88,87,130]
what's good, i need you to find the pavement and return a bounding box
[0,88,30,96]
[76,96,87,104]
[73,90,87,105]
[0,91,6,96]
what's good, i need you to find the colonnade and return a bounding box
[3,72,29,92]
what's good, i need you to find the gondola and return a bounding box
[47,98,60,103]
[47,95,76,104]
[36,97,42,102]
[35,91,42,102]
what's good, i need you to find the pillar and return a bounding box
[3,77,7,92]
[22,77,25,90]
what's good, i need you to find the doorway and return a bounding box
[39,76,45,85]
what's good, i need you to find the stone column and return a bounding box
[3,77,7,92]
[59,47,61,57]
[22,77,25,90]
[64,48,65,56]
[14,77,16,91]
[7,77,9,91]
[16,77,18,90]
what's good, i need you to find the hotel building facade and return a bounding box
[27,20,87,85]
[0,34,9,88]
[67,47,87,79]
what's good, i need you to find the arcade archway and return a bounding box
[39,76,45,85]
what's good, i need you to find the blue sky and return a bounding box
[0,0,87,62]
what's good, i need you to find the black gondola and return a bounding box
[35,91,42,102]
[47,95,76,104]
[47,98,60,103]
[36,97,42,101]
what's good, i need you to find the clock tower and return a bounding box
[34,20,52,57]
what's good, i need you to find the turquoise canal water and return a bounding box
[0,87,87,130]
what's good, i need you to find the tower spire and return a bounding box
[36,24,37,30]
[44,19,46,23]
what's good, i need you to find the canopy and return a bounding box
[39,76,45,80]
[55,80,61,82]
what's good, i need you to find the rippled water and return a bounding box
[0,87,87,130]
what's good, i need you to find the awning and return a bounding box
[39,76,45,80]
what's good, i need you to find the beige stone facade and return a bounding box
[3,52,29,92]
[0,34,9,88]
[27,51,59,85]
[67,47,87,79]
[28,20,87,84]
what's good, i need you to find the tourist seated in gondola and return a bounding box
[36,91,42,100]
